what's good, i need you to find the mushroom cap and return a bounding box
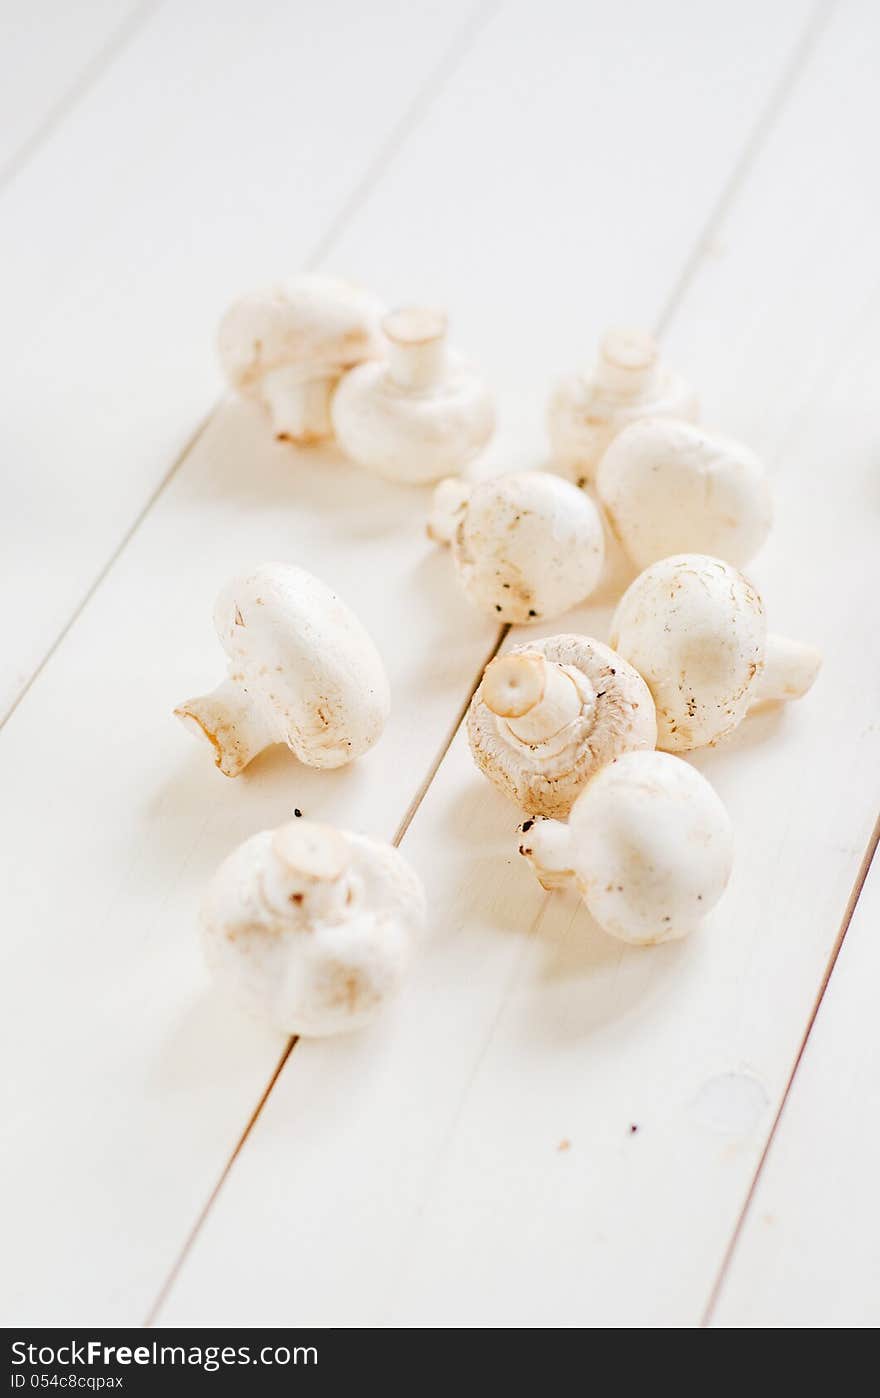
[214,563,390,768]
[450,471,605,622]
[217,275,385,394]
[201,820,426,1036]
[547,331,699,483]
[331,357,495,483]
[597,418,773,569]
[610,554,766,752]
[566,750,733,945]
[332,353,494,484]
[468,634,657,817]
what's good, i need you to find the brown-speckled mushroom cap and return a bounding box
[448,471,605,623]
[467,634,657,818]
[609,554,767,752]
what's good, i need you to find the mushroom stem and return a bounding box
[483,653,585,743]
[384,307,448,391]
[751,633,822,708]
[174,678,275,777]
[262,821,353,917]
[520,818,575,891]
[595,328,659,397]
[261,365,334,442]
[273,821,349,879]
[427,476,472,544]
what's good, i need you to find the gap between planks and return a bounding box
[144,0,835,1326]
[701,808,880,1327]
[143,1036,298,1328]
[0,0,161,195]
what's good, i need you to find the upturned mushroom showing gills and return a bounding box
[467,636,657,817]
[332,307,495,484]
[202,818,426,1036]
[547,327,698,487]
[597,418,773,570]
[175,563,390,777]
[518,751,733,945]
[428,470,605,624]
[609,554,821,753]
[217,275,385,444]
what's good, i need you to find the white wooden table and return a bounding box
[1,0,878,1329]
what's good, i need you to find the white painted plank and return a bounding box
[710,854,880,1329]
[0,0,479,717]
[0,0,147,179]
[152,1,860,1328]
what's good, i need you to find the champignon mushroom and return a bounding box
[201,817,426,1036]
[597,418,773,569]
[175,563,390,776]
[428,470,605,623]
[467,635,657,817]
[547,328,698,486]
[518,750,733,945]
[217,275,385,443]
[609,553,821,752]
[331,307,494,484]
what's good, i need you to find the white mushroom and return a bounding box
[201,818,426,1036]
[331,307,495,483]
[175,563,390,776]
[217,275,385,443]
[428,470,605,623]
[467,635,657,817]
[597,418,773,569]
[518,750,733,945]
[609,553,821,752]
[548,327,698,486]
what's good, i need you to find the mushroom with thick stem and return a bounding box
[609,553,821,752]
[217,276,386,444]
[428,470,605,623]
[518,750,733,945]
[331,307,495,483]
[597,418,773,569]
[201,817,426,1036]
[467,635,657,817]
[175,563,390,776]
[548,327,698,487]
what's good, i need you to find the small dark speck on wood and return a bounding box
[294,808,303,818]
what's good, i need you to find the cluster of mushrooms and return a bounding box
[179,275,820,1038]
